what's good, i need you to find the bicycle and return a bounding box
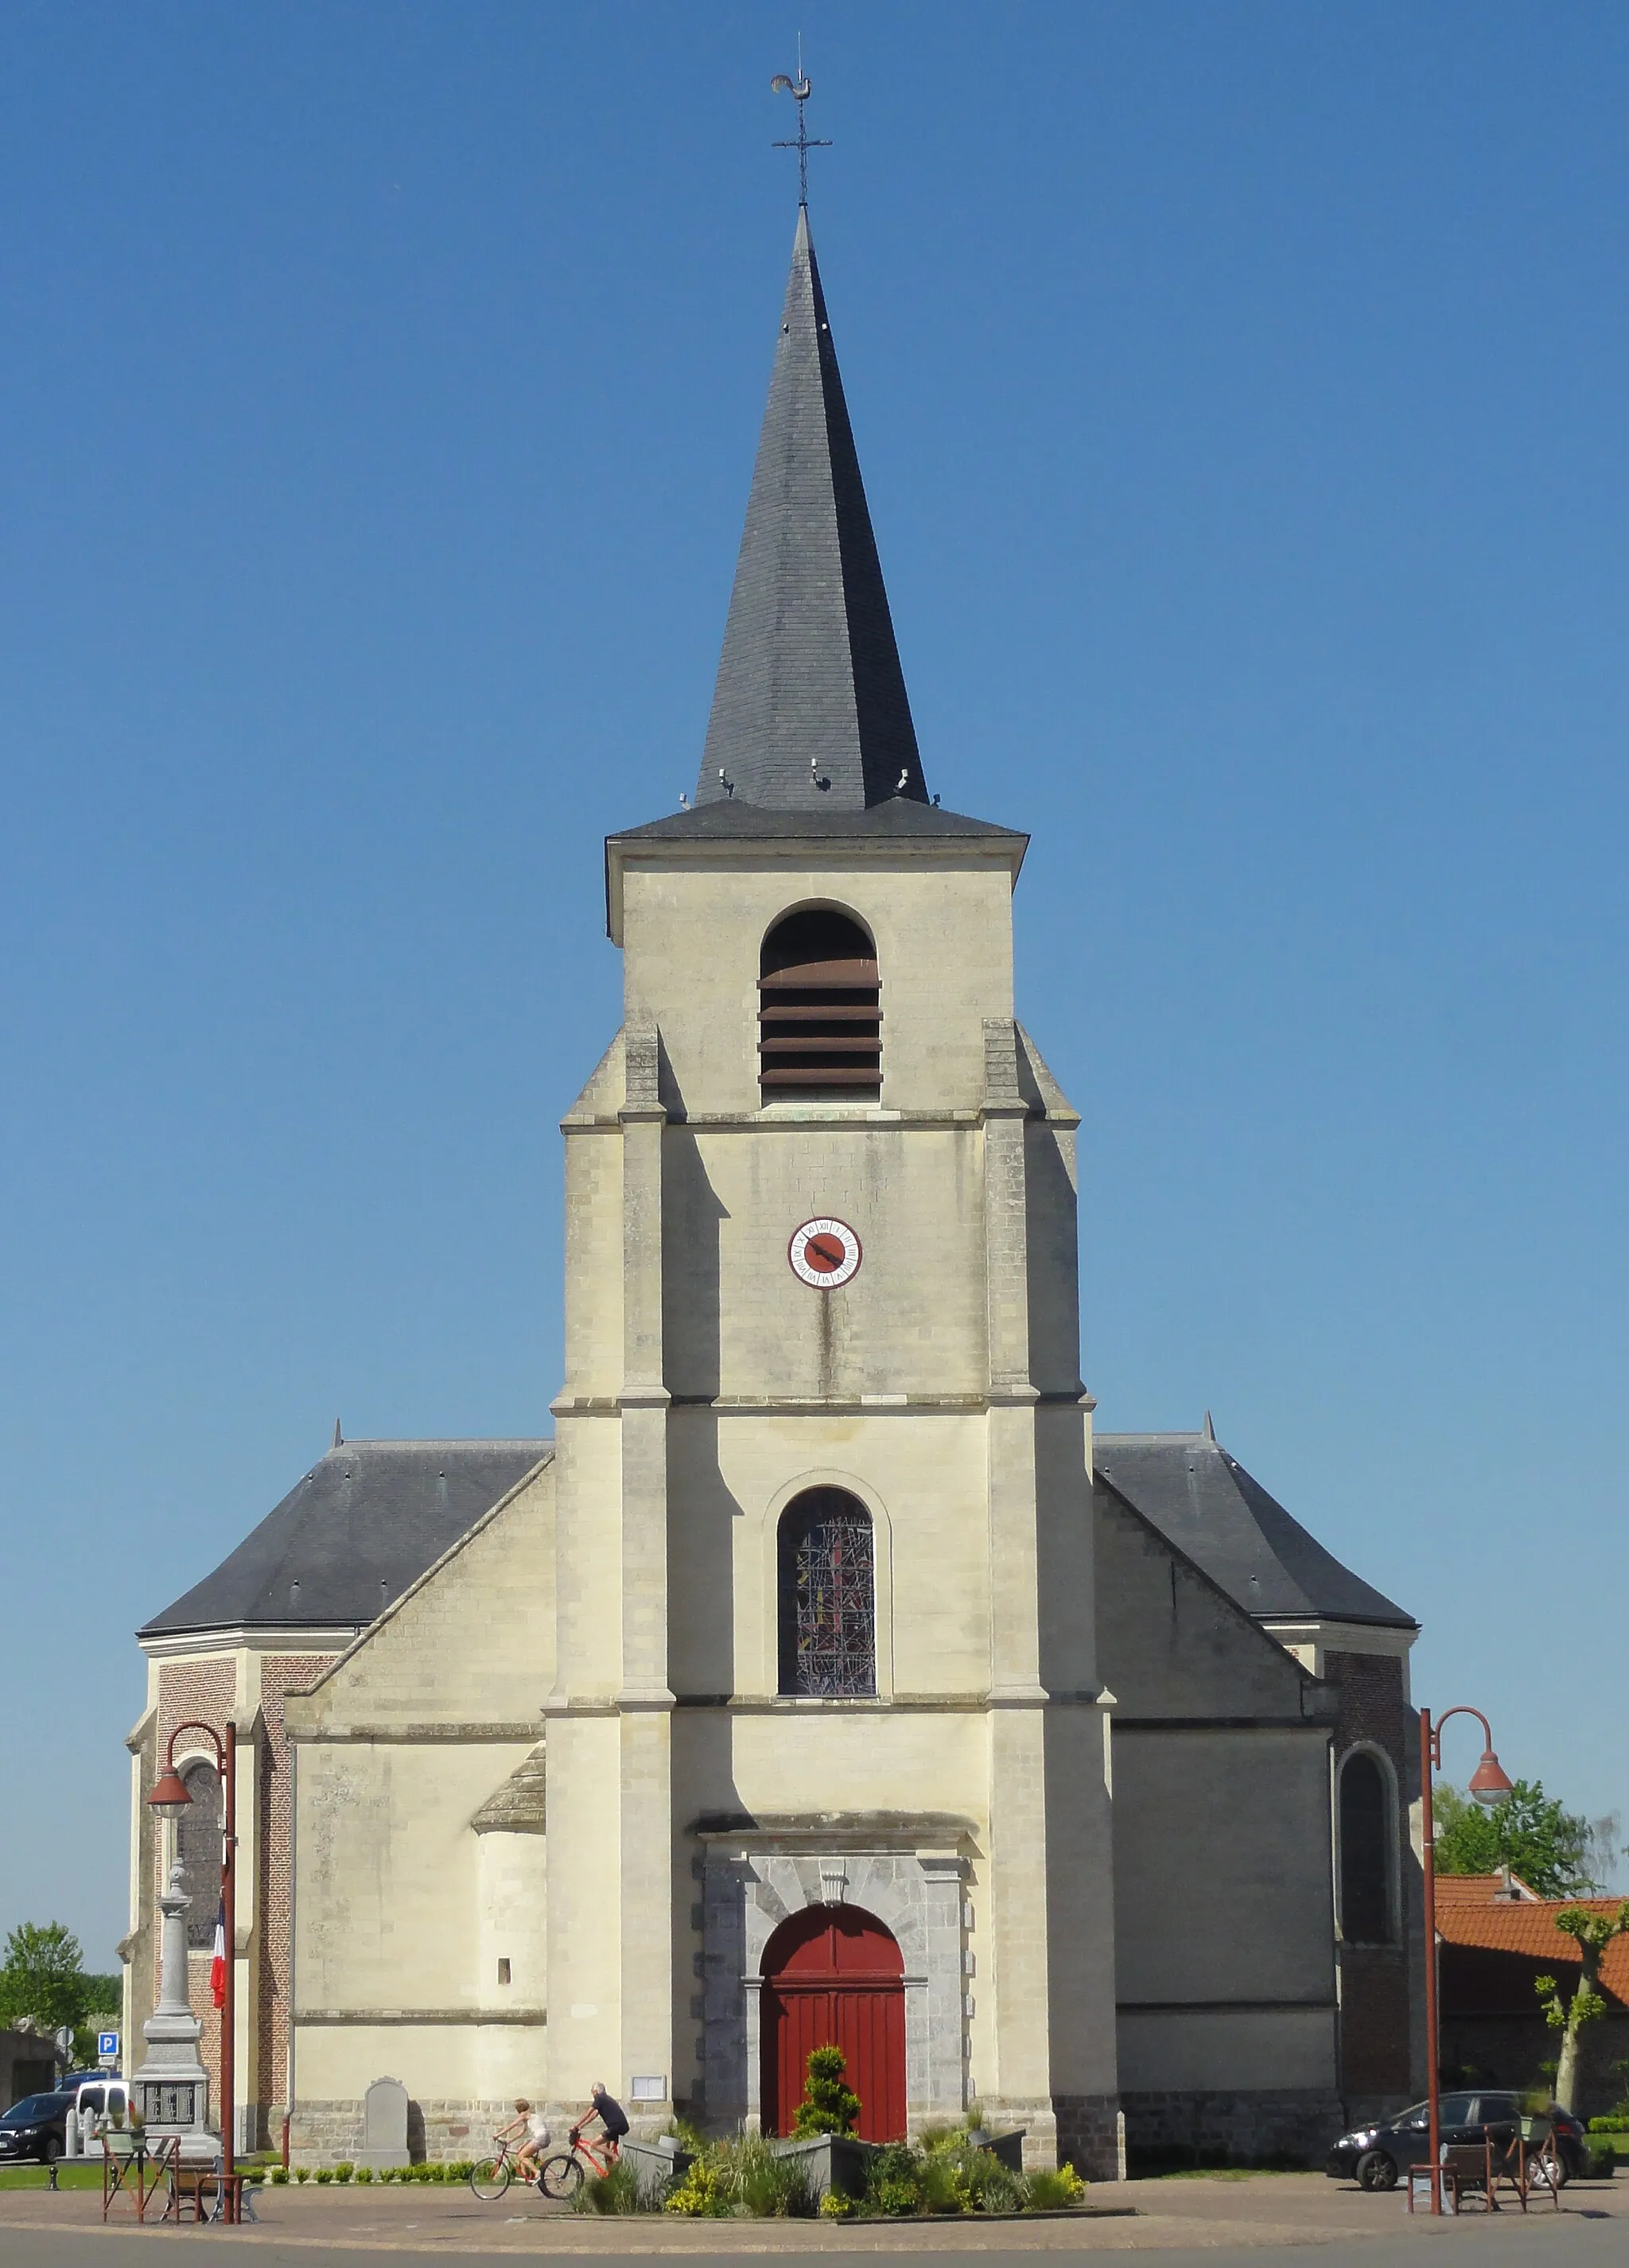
[538,2125,619,2200]
[468,2134,542,2202]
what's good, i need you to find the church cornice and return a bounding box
[294,2006,546,2027]
[551,1390,1092,1416]
[282,1720,543,1745]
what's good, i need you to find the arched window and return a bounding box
[1339,1750,1392,1945]
[778,1488,876,1696]
[177,1758,223,1949]
[758,908,880,1100]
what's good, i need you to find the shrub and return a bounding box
[334,2163,354,2184]
[294,2167,309,2183]
[664,2157,733,2217]
[354,2165,373,2184]
[1021,2164,1086,2211]
[270,2168,289,2185]
[1591,2116,1629,2134]
[733,2135,816,2218]
[791,2044,861,2138]
[573,2158,647,2215]
[314,2168,334,2185]
[918,2150,972,2214]
[445,2160,475,2181]
[867,2142,922,2216]
[818,2188,857,2219]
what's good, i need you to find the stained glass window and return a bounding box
[177,1758,222,1948]
[1339,1752,1392,1944]
[779,1489,876,1696]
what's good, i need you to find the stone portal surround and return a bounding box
[701,1847,967,2136]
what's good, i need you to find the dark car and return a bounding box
[1327,2091,1588,2191]
[0,2092,76,2166]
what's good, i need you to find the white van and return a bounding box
[64,2077,131,2153]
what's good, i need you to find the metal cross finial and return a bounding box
[771,55,831,208]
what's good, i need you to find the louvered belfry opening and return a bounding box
[759,907,881,1099]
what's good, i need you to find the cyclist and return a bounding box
[500,2099,551,2183]
[575,2081,629,2162]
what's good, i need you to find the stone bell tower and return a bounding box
[542,206,1118,2171]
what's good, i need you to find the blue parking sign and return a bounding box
[97,2031,119,2057]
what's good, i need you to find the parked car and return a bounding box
[0,2092,76,2166]
[1327,2092,1588,2190]
[69,2078,129,2120]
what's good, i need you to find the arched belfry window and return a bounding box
[778,1488,876,1696]
[759,908,881,1100]
[177,1758,223,1949]
[1338,1750,1393,1946]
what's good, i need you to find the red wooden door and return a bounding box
[761,1904,906,2143]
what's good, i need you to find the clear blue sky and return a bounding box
[3,4,1625,1965]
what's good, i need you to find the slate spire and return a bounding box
[698,208,927,811]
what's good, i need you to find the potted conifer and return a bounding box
[771,2046,874,2199]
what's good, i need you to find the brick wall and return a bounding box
[255,1654,335,2143]
[148,1650,335,2151]
[1325,1650,1417,2109]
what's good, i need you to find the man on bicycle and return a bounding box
[575,2081,629,2161]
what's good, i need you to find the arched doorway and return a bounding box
[760,1904,906,2143]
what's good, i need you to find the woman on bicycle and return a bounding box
[503,2099,551,2182]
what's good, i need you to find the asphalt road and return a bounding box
[4,2233,1629,2268]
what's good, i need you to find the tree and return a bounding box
[1435,1779,1594,1898]
[0,1921,96,2036]
[1535,1901,1629,2112]
[790,2043,861,2138]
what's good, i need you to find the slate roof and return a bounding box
[609,797,1025,849]
[469,1743,547,1835]
[697,207,927,815]
[138,1439,553,1639]
[1094,1427,1416,1632]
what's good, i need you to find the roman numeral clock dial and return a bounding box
[788,1216,862,1288]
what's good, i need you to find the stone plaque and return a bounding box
[358,2076,411,2169]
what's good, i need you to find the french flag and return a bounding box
[209,1898,226,2010]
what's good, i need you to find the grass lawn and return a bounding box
[0,2165,106,2192]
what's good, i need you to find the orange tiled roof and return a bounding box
[1435,1872,1540,1904]
[1437,1894,1629,2006]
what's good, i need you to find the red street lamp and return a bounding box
[147,1721,237,2193]
[1419,1705,1513,2214]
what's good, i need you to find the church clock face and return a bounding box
[788,1217,862,1288]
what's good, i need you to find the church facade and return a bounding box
[126,210,1423,2176]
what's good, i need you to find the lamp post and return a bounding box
[147,1721,236,2186]
[1419,1705,1512,2214]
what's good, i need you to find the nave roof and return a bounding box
[138,1437,553,1640]
[1095,1427,1415,1633]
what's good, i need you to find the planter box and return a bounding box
[768,2134,877,2200]
[966,2129,1026,2174]
[620,2138,694,2202]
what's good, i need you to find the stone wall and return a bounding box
[1120,2087,1344,2169]
[290,2097,520,2165]
[1052,2093,1122,2181]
